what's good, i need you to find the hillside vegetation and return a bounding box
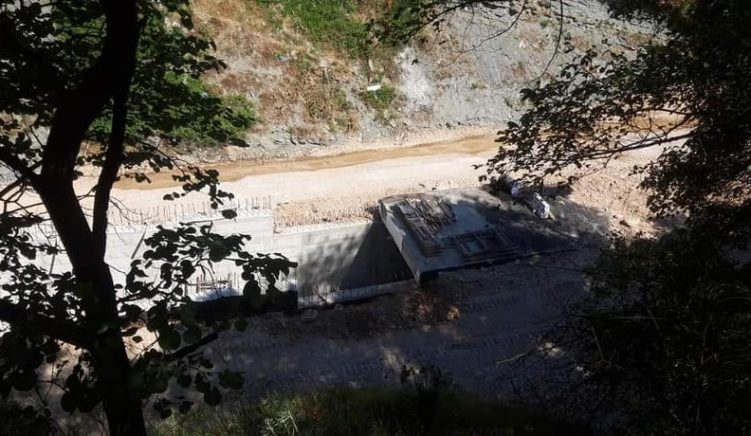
[152,386,576,436]
[188,0,653,159]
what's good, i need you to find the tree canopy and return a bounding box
[0,0,292,434]
[385,0,751,432]
[489,0,751,230]
[473,0,751,432]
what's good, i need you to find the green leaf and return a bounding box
[218,370,244,390]
[157,327,182,351]
[221,209,238,219]
[203,387,222,406]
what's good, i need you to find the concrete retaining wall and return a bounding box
[23,208,412,306]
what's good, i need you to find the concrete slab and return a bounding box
[378,188,574,283]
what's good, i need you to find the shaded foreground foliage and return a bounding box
[553,230,751,434]
[384,0,751,432]
[0,400,55,435]
[153,386,577,436]
[470,0,751,433]
[0,0,292,434]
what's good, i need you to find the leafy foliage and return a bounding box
[2,0,255,149]
[0,401,54,435]
[486,0,751,229]
[359,84,398,124]
[90,76,258,148]
[360,84,397,111]
[0,0,292,433]
[255,0,437,60]
[554,230,751,434]
[153,384,576,435]
[257,0,371,58]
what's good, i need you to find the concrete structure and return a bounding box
[11,188,575,312]
[24,198,412,307]
[379,188,573,283]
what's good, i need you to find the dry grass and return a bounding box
[191,0,364,134]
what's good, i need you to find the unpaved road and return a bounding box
[116,134,498,189]
[110,131,663,233]
[110,134,498,209]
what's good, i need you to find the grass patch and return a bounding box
[256,0,370,58]
[360,84,397,111]
[254,0,422,59]
[151,385,577,435]
[360,84,398,124]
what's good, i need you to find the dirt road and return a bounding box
[114,133,498,188]
[109,135,499,226]
[110,131,663,233]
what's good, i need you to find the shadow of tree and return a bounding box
[197,189,615,429]
[20,187,617,433]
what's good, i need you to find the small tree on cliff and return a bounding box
[0,0,293,434]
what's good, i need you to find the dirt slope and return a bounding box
[188,0,655,160]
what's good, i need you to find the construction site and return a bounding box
[379,189,570,283]
[1,130,666,419]
[20,126,652,314]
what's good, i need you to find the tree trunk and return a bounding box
[38,180,147,435]
[88,259,146,436]
[34,0,143,432]
[95,325,147,436]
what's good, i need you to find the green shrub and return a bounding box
[359,84,397,111]
[151,385,577,435]
[359,84,398,124]
[88,74,258,148]
[256,0,423,60]
[375,0,426,47]
[257,0,370,59]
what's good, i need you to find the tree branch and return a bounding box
[0,149,39,184]
[163,332,219,362]
[92,85,130,256]
[584,131,692,160]
[0,300,92,349]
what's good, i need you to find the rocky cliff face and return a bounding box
[190,0,653,161]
